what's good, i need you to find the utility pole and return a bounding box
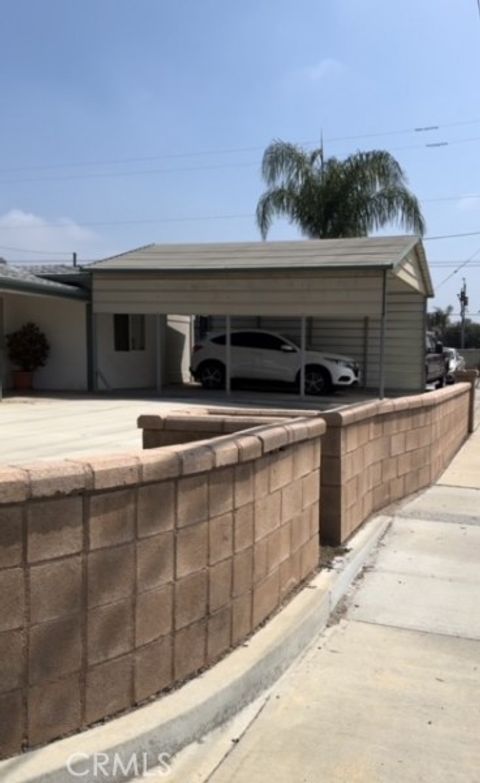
[458,278,469,349]
[72,252,77,268]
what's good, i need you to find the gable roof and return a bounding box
[0,262,88,299]
[88,236,433,297]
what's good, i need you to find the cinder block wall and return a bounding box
[0,416,324,758]
[321,382,473,544]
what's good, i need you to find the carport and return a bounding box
[88,236,434,398]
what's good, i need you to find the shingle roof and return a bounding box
[89,236,422,272]
[0,262,87,299]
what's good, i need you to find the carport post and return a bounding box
[155,315,163,393]
[299,316,306,399]
[379,269,388,400]
[225,315,231,395]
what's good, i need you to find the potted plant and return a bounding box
[6,322,50,392]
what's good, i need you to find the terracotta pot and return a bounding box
[13,370,33,392]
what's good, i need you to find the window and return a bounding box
[210,331,294,351]
[114,314,146,351]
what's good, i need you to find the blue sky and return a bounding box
[1,0,480,315]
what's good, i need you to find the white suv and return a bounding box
[190,329,360,395]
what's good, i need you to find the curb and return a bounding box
[1,514,392,783]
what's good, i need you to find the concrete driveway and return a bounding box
[0,388,364,464]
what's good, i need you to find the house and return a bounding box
[0,260,90,393]
[0,236,434,396]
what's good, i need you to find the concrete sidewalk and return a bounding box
[164,426,480,782]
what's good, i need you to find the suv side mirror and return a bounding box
[435,341,444,354]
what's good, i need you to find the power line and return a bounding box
[435,245,480,288]
[1,117,479,176]
[2,134,480,186]
[0,244,71,256]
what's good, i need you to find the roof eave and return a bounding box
[0,278,89,300]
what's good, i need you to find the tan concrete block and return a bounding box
[209,467,234,518]
[234,462,254,509]
[291,510,311,552]
[88,455,140,490]
[0,467,29,505]
[137,481,175,538]
[293,441,315,480]
[175,571,208,630]
[176,522,208,578]
[234,435,262,462]
[27,496,83,563]
[140,449,180,483]
[134,635,173,702]
[174,619,206,680]
[281,481,302,523]
[136,584,173,646]
[390,432,406,456]
[300,537,319,579]
[178,444,214,475]
[390,475,405,501]
[88,543,135,608]
[231,592,252,644]
[29,616,81,685]
[137,533,174,592]
[344,448,365,480]
[253,569,280,627]
[266,528,283,573]
[209,513,233,565]
[28,675,81,746]
[85,655,132,724]
[382,456,398,483]
[89,489,135,550]
[234,503,254,552]
[270,451,293,491]
[30,558,81,624]
[257,426,289,453]
[302,470,320,509]
[405,426,431,452]
[254,538,268,583]
[0,506,23,568]
[0,629,24,694]
[233,548,253,598]
[279,552,300,599]
[207,605,231,661]
[254,491,281,541]
[368,461,382,489]
[177,475,208,528]
[88,599,133,664]
[210,438,239,468]
[279,522,291,562]
[26,461,87,499]
[254,455,271,499]
[209,558,232,612]
[0,690,23,758]
[373,481,391,511]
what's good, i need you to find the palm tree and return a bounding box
[427,305,454,336]
[256,140,425,239]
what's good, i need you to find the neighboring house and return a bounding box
[0,260,90,392]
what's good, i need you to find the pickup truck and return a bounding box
[426,333,448,387]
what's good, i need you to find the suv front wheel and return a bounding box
[302,366,332,395]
